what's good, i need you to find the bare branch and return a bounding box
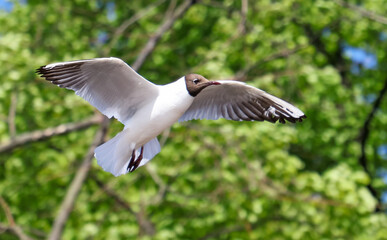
[90,174,156,236]
[234,45,308,81]
[47,117,110,240]
[136,203,156,237]
[0,197,35,240]
[8,90,17,139]
[358,77,387,212]
[90,174,136,215]
[0,114,103,153]
[165,0,178,18]
[0,197,14,226]
[145,163,168,204]
[237,0,248,34]
[0,223,36,240]
[104,0,167,55]
[334,0,387,25]
[132,0,197,71]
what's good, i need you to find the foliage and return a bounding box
[0,0,387,239]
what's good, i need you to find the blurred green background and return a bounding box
[1,0,387,239]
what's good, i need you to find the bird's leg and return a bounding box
[127,149,136,172]
[130,146,144,172]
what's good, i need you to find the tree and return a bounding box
[0,0,386,239]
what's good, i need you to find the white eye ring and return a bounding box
[193,79,200,84]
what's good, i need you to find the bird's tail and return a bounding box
[94,128,161,176]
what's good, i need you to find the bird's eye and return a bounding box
[193,79,200,84]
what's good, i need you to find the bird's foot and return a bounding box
[127,146,144,172]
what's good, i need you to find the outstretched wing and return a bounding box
[179,80,306,123]
[37,57,159,124]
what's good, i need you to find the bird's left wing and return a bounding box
[37,57,159,124]
[179,80,306,123]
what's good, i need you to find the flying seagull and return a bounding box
[37,57,306,176]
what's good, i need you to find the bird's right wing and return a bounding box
[179,80,306,124]
[37,57,159,124]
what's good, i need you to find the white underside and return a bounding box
[95,78,194,176]
[95,130,161,176]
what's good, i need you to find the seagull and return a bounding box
[37,57,306,176]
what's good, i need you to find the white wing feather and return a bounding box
[37,57,159,125]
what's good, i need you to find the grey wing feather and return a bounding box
[37,57,159,124]
[179,80,306,124]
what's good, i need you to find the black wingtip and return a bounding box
[36,65,46,76]
[277,114,306,124]
[296,114,307,123]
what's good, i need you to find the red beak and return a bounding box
[210,81,221,85]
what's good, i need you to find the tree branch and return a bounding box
[103,0,167,55]
[234,45,307,81]
[0,114,103,153]
[90,174,156,236]
[0,197,35,240]
[131,0,197,71]
[90,174,136,215]
[8,90,17,139]
[0,223,36,240]
[334,0,387,25]
[0,197,14,226]
[47,117,110,240]
[237,0,248,34]
[358,77,387,212]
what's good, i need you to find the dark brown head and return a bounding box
[185,73,220,97]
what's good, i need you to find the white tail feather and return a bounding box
[94,128,161,176]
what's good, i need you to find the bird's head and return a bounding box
[185,73,221,97]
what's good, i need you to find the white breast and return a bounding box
[124,77,194,147]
